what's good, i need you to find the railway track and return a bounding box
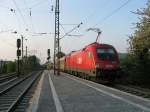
[0,72,16,77]
[0,72,33,93]
[64,72,150,100]
[94,78,150,100]
[0,73,17,84]
[112,84,150,100]
[0,71,42,112]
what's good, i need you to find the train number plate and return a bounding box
[106,65,113,68]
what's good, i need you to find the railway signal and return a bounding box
[17,49,21,56]
[16,39,21,77]
[47,56,50,61]
[17,39,21,48]
[47,49,51,62]
[47,49,50,56]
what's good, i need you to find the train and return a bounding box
[59,42,120,83]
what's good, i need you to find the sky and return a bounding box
[0,0,148,63]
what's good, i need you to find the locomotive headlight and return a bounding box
[111,61,116,64]
[106,65,113,68]
[96,64,100,68]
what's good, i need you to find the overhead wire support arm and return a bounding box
[60,22,83,40]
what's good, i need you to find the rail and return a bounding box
[0,71,42,112]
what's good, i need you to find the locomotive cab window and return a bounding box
[96,48,116,61]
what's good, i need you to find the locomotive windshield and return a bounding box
[96,48,116,61]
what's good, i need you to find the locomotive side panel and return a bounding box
[81,47,97,76]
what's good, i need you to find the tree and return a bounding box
[127,1,150,85]
[7,61,16,73]
[26,55,40,70]
[2,63,7,73]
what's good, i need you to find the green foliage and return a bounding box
[0,55,41,74]
[7,61,16,73]
[128,2,150,56]
[2,63,7,73]
[25,55,41,70]
[119,53,127,60]
[125,1,150,85]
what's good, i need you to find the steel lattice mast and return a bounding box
[54,0,60,75]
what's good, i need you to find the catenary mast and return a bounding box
[54,0,60,75]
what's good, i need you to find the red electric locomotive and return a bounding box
[63,42,120,82]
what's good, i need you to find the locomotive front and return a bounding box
[94,44,120,81]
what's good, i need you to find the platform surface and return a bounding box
[35,70,150,112]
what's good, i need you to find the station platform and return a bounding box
[30,70,150,112]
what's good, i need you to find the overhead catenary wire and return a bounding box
[60,24,80,26]
[13,9,22,32]
[0,4,11,9]
[30,0,47,9]
[23,0,39,52]
[93,0,132,27]
[12,0,29,29]
[71,0,111,39]
[23,0,28,9]
[0,3,19,48]
[24,0,48,10]
[0,28,20,48]
[80,0,132,39]
[0,29,14,34]
[0,3,17,16]
[23,0,36,32]
[82,0,112,28]
[0,28,16,48]
[0,2,22,32]
[29,9,36,32]
[0,6,9,10]
[0,39,16,48]
[0,0,54,62]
